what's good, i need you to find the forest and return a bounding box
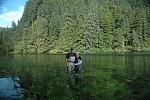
[0,0,150,54]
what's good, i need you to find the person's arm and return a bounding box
[74,56,82,65]
[65,58,68,64]
[74,59,82,65]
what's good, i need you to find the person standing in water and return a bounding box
[65,48,76,82]
[74,52,82,83]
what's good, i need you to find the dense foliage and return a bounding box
[0,0,150,53]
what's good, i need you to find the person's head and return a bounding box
[76,52,80,57]
[70,47,74,53]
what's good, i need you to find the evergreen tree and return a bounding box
[32,17,50,53]
[11,21,16,28]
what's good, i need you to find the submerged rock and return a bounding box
[0,77,24,100]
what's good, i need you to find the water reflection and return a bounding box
[0,53,150,99]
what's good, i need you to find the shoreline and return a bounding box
[1,51,150,55]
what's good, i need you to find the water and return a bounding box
[0,77,24,100]
[0,52,150,100]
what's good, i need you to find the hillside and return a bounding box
[0,0,150,53]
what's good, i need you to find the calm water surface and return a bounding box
[0,52,150,100]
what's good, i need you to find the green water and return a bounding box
[0,52,150,100]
